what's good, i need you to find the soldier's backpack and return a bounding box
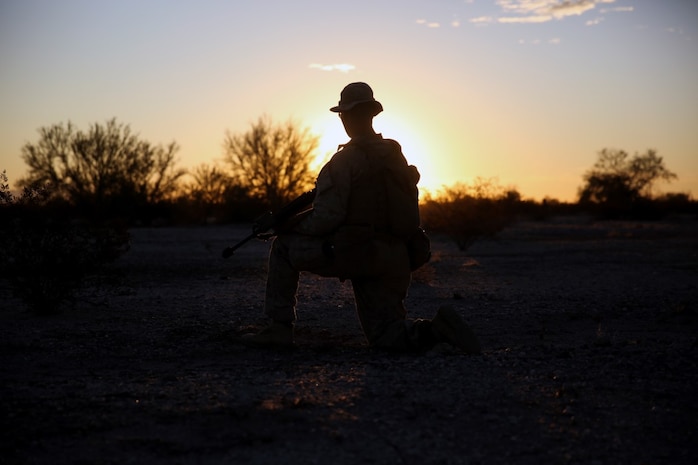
[365,138,431,270]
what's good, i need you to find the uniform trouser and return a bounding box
[264,233,435,351]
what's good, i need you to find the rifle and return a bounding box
[221,188,316,258]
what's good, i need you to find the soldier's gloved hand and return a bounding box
[275,209,313,235]
[253,212,275,236]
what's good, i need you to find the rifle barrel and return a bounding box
[221,188,316,258]
[221,232,256,258]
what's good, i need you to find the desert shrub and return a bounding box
[0,171,129,315]
[578,148,677,219]
[512,197,581,221]
[654,192,698,218]
[421,178,519,250]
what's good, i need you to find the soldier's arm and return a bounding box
[293,152,352,236]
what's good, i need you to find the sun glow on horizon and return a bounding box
[373,113,441,194]
[309,111,445,194]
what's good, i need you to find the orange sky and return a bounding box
[1,1,696,201]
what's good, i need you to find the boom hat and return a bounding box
[330,82,383,116]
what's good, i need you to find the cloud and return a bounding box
[499,15,553,23]
[585,17,604,26]
[549,0,597,18]
[517,37,562,45]
[470,16,494,24]
[666,27,691,41]
[601,6,634,13]
[495,0,621,24]
[309,64,355,73]
[416,19,441,28]
[418,17,464,29]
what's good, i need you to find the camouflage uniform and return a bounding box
[264,133,434,351]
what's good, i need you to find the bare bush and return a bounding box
[223,115,318,209]
[19,118,185,218]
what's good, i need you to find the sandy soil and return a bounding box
[1,218,697,464]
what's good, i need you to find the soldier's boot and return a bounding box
[240,321,295,348]
[431,306,481,354]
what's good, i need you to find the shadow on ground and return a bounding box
[1,219,697,464]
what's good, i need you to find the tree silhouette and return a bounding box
[578,149,677,216]
[184,163,232,205]
[179,163,237,222]
[19,118,185,213]
[223,115,318,209]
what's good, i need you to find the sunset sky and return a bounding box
[1,0,696,201]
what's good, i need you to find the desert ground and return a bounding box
[1,218,697,464]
